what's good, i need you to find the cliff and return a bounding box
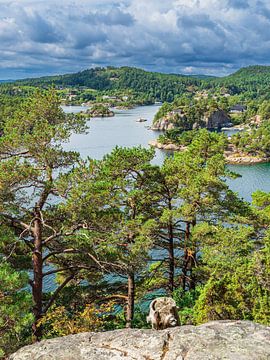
[152,109,231,131]
[202,109,231,130]
[10,320,270,360]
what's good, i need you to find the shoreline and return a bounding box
[148,139,270,165]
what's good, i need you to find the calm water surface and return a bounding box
[62,105,166,164]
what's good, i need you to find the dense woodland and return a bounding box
[1,66,270,358]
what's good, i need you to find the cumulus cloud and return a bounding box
[0,0,270,78]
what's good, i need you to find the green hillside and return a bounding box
[5,64,270,102]
[210,65,270,99]
[15,67,202,102]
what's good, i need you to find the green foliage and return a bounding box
[192,224,270,325]
[259,101,270,121]
[13,67,201,102]
[0,262,32,357]
[39,302,115,338]
[173,288,201,325]
[212,65,270,100]
[154,95,227,133]
[0,88,91,342]
[231,121,270,157]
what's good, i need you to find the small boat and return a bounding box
[136,118,147,122]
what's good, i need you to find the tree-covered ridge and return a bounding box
[12,67,202,102]
[10,64,270,101]
[4,64,270,107]
[209,65,270,99]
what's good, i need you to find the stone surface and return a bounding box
[152,109,231,131]
[10,320,270,360]
[203,109,231,129]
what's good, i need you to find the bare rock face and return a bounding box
[10,320,270,360]
[203,109,231,129]
[152,117,177,131]
[152,109,231,131]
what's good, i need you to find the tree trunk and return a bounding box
[182,222,190,291]
[32,206,43,341]
[168,222,175,294]
[189,219,197,290]
[126,272,135,328]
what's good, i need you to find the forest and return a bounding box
[0,89,269,358]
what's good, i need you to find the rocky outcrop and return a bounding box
[202,109,231,130]
[149,140,270,165]
[225,154,270,164]
[152,117,179,131]
[86,105,114,118]
[224,144,270,164]
[152,109,231,131]
[149,139,186,151]
[10,320,270,360]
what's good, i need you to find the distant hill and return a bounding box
[226,65,270,78]
[6,64,270,101]
[14,67,204,102]
[211,65,270,98]
[0,80,14,83]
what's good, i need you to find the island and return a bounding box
[85,104,115,117]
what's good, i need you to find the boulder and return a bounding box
[10,320,270,360]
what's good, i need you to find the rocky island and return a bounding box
[86,104,115,118]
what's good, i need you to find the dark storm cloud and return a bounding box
[22,11,62,43]
[1,0,270,79]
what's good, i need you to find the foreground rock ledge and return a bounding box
[10,320,270,360]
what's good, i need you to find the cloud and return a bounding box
[0,0,270,78]
[22,9,63,43]
[83,8,134,26]
[227,0,250,9]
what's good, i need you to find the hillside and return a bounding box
[15,67,202,102]
[210,65,270,98]
[4,64,270,102]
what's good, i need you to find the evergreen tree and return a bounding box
[0,89,90,339]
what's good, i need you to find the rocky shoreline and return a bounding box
[149,140,270,165]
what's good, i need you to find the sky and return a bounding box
[0,0,270,79]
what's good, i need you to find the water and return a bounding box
[63,105,166,164]
[227,163,270,202]
[61,105,90,114]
